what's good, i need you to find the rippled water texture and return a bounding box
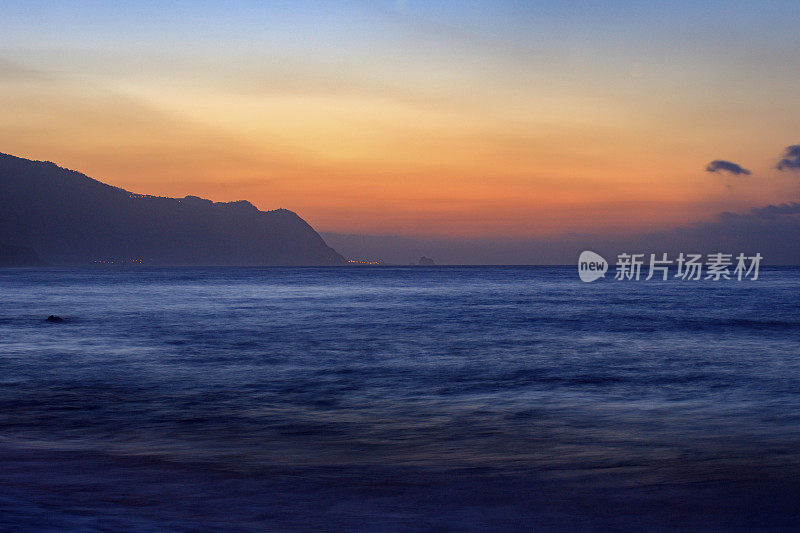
[1,267,799,531]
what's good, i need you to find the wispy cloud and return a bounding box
[0,57,48,83]
[705,160,751,176]
[776,145,800,171]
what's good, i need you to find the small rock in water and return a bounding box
[46,315,64,323]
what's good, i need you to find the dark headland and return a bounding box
[0,153,345,266]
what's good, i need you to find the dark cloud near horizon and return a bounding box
[323,198,800,265]
[705,160,751,176]
[776,145,800,171]
[750,201,800,218]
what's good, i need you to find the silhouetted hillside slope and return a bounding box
[0,153,344,266]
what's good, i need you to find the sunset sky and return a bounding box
[1,0,798,239]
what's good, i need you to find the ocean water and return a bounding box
[0,266,799,532]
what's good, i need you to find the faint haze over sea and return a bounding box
[323,201,800,265]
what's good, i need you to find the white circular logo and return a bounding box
[578,251,608,282]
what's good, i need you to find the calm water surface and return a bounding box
[0,266,799,531]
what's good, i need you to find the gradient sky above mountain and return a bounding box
[1,0,798,238]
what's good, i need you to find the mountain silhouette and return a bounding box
[0,153,345,266]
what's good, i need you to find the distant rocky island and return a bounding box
[0,242,47,267]
[0,153,345,266]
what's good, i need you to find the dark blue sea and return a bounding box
[1,266,799,532]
